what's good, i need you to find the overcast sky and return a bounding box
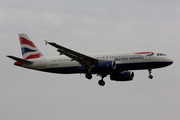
[1,0,180,120]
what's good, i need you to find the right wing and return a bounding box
[45,41,98,69]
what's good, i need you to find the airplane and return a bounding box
[7,34,173,86]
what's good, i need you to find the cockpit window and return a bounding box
[157,53,167,56]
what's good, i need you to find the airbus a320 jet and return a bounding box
[7,34,173,86]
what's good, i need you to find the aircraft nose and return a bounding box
[166,58,173,66]
[169,58,173,65]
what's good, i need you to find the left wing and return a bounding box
[45,41,98,69]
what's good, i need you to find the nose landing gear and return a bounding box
[149,74,153,79]
[148,68,153,79]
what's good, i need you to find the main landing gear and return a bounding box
[85,73,106,86]
[98,79,105,86]
[98,74,106,86]
[85,73,92,79]
[148,68,153,79]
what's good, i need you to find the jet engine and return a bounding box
[94,61,116,70]
[110,71,134,81]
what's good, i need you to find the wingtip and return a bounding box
[45,40,49,45]
[7,55,12,58]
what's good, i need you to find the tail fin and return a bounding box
[19,34,43,60]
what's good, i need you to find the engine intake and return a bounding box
[110,71,134,81]
[94,61,116,70]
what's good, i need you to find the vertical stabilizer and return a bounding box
[19,34,43,60]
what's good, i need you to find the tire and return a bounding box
[85,73,92,79]
[98,80,105,86]
[149,75,153,79]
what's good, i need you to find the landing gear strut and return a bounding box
[148,68,153,79]
[98,74,107,86]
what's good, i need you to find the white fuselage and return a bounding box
[21,51,173,74]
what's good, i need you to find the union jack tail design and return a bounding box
[19,34,43,60]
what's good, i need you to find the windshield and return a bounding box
[157,53,167,56]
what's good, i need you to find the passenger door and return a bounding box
[145,51,151,60]
[41,57,46,67]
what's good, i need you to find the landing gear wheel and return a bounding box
[149,75,153,79]
[85,73,92,79]
[148,68,153,79]
[98,80,105,86]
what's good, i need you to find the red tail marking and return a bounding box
[19,37,36,48]
[24,53,43,60]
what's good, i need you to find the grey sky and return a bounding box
[1,0,180,120]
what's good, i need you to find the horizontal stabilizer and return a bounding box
[7,55,33,64]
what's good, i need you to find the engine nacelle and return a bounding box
[94,61,116,70]
[110,71,134,81]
